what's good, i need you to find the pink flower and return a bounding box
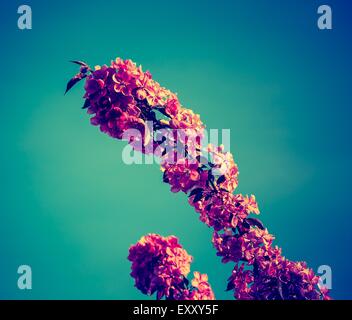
[207,144,239,193]
[189,272,215,300]
[85,78,105,95]
[170,108,204,133]
[165,97,181,117]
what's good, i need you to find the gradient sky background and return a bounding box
[0,0,351,299]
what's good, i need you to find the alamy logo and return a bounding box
[17,265,32,290]
[16,5,335,31]
[17,5,32,30]
[318,265,332,289]
[317,5,332,30]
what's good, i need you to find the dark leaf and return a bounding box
[70,60,88,67]
[204,193,212,201]
[156,291,164,300]
[150,287,157,296]
[82,99,90,109]
[246,218,265,230]
[193,191,203,203]
[205,204,212,211]
[208,170,215,182]
[189,188,203,198]
[242,219,250,229]
[163,171,169,183]
[197,167,204,174]
[226,281,235,291]
[253,263,259,277]
[65,75,85,94]
[217,175,226,184]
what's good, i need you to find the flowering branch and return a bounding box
[66,57,331,300]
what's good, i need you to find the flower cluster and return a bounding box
[162,159,208,193]
[215,227,331,300]
[66,59,203,153]
[212,227,273,264]
[128,234,214,300]
[228,255,331,300]
[67,56,331,300]
[190,192,259,231]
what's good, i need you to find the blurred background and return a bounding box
[0,0,351,299]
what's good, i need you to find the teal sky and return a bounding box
[0,0,351,299]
